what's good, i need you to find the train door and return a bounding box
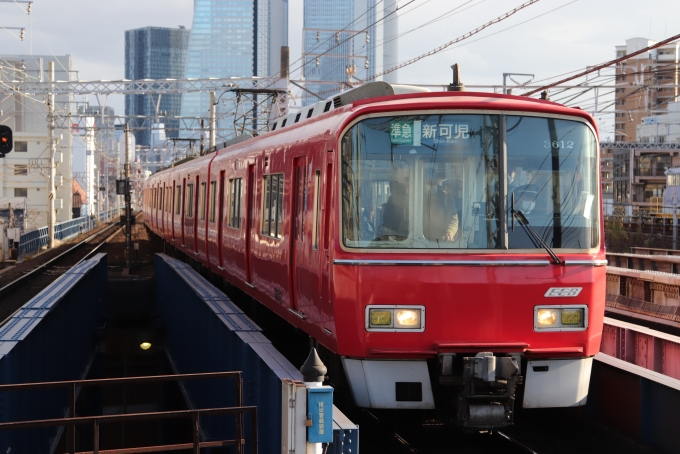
[161,184,165,234]
[171,182,176,239]
[218,170,225,268]
[181,178,186,246]
[245,164,255,284]
[290,157,307,313]
[321,158,334,328]
[194,175,199,253]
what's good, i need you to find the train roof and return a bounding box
[147,83,598,181]
[270,82,596,135]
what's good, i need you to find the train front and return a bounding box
[332,103,605,429]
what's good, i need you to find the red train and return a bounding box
[144,82,606,429]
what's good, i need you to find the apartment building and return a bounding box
[614,38,680,143]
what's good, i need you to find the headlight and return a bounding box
[366,306,425,331]
[396,310,420,327]
[534,305,587,331]
[537,309,557,326]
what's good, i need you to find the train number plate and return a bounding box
[544,287,582,297]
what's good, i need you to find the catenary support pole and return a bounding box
[48,61,55,248]
[124,123,132,269]
[209,91,216,150]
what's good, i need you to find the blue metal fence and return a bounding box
[54,216,88,241]
[18,216,90,258]
[0,254,108,453]
[154,254,359,454]
[98,207,120,222]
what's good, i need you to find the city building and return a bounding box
[301,0,398,105]
[125,26,191,146]
[601,142,680,216]
[180,0,288,134]
[614,38,680,143]
[73,105,118,218]
[637,101,680,144]
[0,54,74,230]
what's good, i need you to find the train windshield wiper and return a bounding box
[511,193,562,265]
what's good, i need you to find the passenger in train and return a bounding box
[423,178,459,242]
[379,164,410,237]
[360,208,377,241]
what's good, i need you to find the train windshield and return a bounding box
[341,113,599,250]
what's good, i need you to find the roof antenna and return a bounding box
[447,64,466,92]
[540,90,551,101]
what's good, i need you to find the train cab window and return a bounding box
[261,173,284,239]
[341,114,599,251]
[505,116,599,249]
[186,183,194,218]
[209,181,217,223]
[228,178,242,228]
[176,185,181,215]
[199,182,207,220]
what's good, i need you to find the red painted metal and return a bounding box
[601,317,680,381]
[144,91,605,370]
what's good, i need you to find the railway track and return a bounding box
[342,408,540,454]
[0,215,138,326]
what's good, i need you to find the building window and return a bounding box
[14,164,27,175]
[261,174,283,239]
[228,178,242,228]
[14,141,27,152]
[14,188,27,197]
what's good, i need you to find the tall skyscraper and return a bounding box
[125,26,191,146]
[180,0,288,136]
[302,0,398,105]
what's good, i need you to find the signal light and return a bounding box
[0,125,13,157]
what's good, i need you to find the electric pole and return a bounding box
[209,91,216,150]
[124,123,132,269]
[48,61,55,249]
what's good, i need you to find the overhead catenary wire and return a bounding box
[366,0,543,81]
[522,33,680,97]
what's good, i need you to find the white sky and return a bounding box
[2,0,680,139]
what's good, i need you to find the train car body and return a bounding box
[144,83,606,429]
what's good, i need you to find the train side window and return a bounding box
[175,185,181,215]
[261,173,284,239]
[186,183,194,218]
[209,181,217,223]
[199,182,207,220]
[228,178,242,228]
[313,170,321,250]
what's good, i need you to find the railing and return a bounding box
[0,371,256,454]
[98,207,120,222]
[18,216,89,258]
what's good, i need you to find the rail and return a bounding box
[0,371,256,454]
